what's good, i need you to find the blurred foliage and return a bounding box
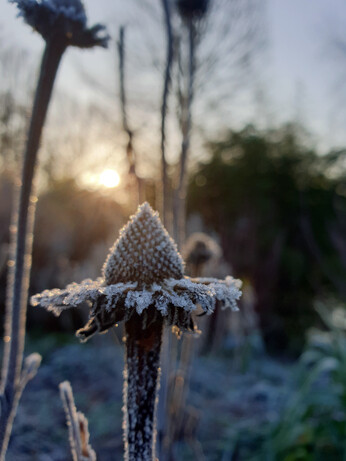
[260,303,346,460]
[0,175,125,332]
[188,124,346,353]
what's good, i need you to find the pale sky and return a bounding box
[266,0,346,150]
[1,0,346,152]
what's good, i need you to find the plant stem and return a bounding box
[173,19,196,248]
[160,0,174,229]
[118,26,143,207]
[0,36,66,458]
[123,311,164,461]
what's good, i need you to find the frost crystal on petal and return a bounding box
[30,278,104,315]
[103,202,184,286]
[125,291,153,314]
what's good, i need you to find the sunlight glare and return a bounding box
[99,169,120,188]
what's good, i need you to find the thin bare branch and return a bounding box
[117,26,144,206]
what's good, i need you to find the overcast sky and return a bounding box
[1,0,346,152]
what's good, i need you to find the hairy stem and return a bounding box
[123,312,164,461]
[0,37,66,458]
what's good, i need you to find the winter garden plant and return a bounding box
[32,202,242,460]
[1,0,108,458]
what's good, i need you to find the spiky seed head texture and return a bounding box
[103,203,184,286]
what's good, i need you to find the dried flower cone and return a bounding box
[103,202,184,286]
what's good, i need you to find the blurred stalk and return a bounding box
[163,256,201,460]
[0,36,67,458]
[157,2,175,458]
[118,26,144,208]
[160,0,174,229]
[173,19,196,247]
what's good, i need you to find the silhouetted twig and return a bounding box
[117,26,144,206]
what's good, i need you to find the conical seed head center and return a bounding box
[103,203,184,286]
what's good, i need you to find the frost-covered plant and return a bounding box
[60,381,96,461]
[0,1,109,458]
[32,202,241,461]
[9,0,109,47]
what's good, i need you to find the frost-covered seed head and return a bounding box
[103,202,184,286]
[9,0,109,47]
[31,203,242,340]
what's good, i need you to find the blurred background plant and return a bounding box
[257,302,346,461]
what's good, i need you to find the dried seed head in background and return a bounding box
[9,0,109,47]
[183,232,221,275]
[31,203,241,340]
[176,0,210,20]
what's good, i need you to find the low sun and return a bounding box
[81,168,121,190]
[98,169,120,188]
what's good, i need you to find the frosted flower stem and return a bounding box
[0,36,67,458]
[123,310,164,461]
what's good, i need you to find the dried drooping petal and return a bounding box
[191,276,243,311]
[103,203,184,286]
[30,279,138,315]
[31,278,104,314]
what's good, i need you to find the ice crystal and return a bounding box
[31,202,242,340]
[9,0,109,47]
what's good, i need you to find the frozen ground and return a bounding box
[5,334,294,461]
